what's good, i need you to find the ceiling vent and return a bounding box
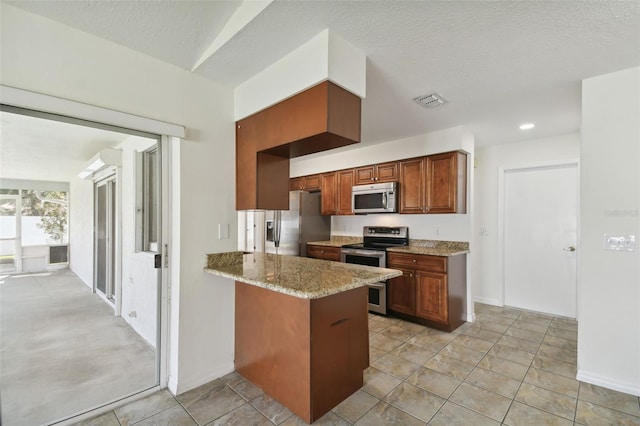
[413,93,447,109]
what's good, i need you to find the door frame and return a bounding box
[1,85,184,404]
[497,159,581,319]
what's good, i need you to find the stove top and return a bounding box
[342,226,409,251]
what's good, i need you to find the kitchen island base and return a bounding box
[235,281,369,424]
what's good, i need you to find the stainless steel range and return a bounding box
[341,226,409,314]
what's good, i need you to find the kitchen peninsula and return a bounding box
[204,251,401,423]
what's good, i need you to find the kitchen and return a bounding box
[1,1,639,425]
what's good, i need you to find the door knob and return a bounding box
[563,246,576,252]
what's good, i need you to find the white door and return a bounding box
[504,164,578,318]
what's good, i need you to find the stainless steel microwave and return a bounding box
[352,182,398,214]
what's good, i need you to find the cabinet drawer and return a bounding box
[307,245,341,261]
[387,252,446,273]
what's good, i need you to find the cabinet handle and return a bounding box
[412,259,416,263]
[409,273,413,277]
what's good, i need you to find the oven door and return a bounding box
[341,248,387,314]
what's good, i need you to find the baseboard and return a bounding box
[466,312,477,322]
[174,361,235,395]
[473,296,502,307]
[577,369,640,397]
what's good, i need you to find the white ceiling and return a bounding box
[0,111,131,182]
[2,0,639,158]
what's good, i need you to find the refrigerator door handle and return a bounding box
[274,211,281,248]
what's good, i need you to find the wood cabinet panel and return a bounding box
[354,166,375,185]
[354,161,399,185]
[337,169,355,215]
[387,268,416,315]
[235,81,361,210]
[426,151,466,214]
[386,252,446,273]
[399,158,425,213]
[320,172,337,215]
[387,252,466,331]
[415,272,448,323]
[307,245,341,261]
[290,174,321,192]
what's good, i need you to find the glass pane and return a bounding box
[108,181,116,301]
[354,193,384,210]
[96,185,107,294]
[146,148,158,248]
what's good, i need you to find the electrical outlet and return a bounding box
[603,234,636,251]
[480,227,489,236]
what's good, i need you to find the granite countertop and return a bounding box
[307,236,362,248]
[307,237,469,257]
[204,251,401,299]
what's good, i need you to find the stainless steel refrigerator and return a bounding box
[237,191,330,257]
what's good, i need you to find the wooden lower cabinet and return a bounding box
[307,244,341,261]
[387,268,416,315]
[235,282,368,423]
[387,252,467,331]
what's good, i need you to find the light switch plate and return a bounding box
[218,223,230,240]
[603,234,636,251]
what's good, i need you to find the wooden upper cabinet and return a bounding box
[426,151,467,214]
[236,81,361,210]
[399,151,467,214]
[321,172,338,215]
[290,174,321,192]
[399,158,426,213]
[321,169,354,215]
[354,161,399,185]
[337,169,355,215]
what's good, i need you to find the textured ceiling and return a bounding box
[0,111,131,182]
[3,0,640,149]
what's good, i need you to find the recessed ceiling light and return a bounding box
[519,123,535,130]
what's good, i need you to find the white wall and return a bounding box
[69,178,94,287]
[472,133,580,306]
[235,29,366,120]
[579,67,640,396]
[1,4,237,395]
[119,136,159,347]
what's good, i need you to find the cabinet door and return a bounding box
[399,158,426,214]
[354,166,376,185]
[387,268,416,315]
[307,245,341,261]
[415,271,448,323]
[290,177,304,191]
[304,174,321,192]
[375,161,399,183]
[337,169,355,215]
[426,152,466,214]
[321,172,337,215]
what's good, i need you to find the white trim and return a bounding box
[473,296,502,307]
[0,85,185,138]
[497,159,580,313]
[52,386,163,426]
[466,312,477,323]
[577,370,640,397]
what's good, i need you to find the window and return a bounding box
[137,145,160,252]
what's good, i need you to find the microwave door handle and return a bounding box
[382,192,387,209]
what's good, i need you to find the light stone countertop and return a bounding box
[307,237,469,256]
[204,251,402,299]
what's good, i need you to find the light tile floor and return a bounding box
[77,304,640,425]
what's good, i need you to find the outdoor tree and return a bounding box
[36,191,68,242]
